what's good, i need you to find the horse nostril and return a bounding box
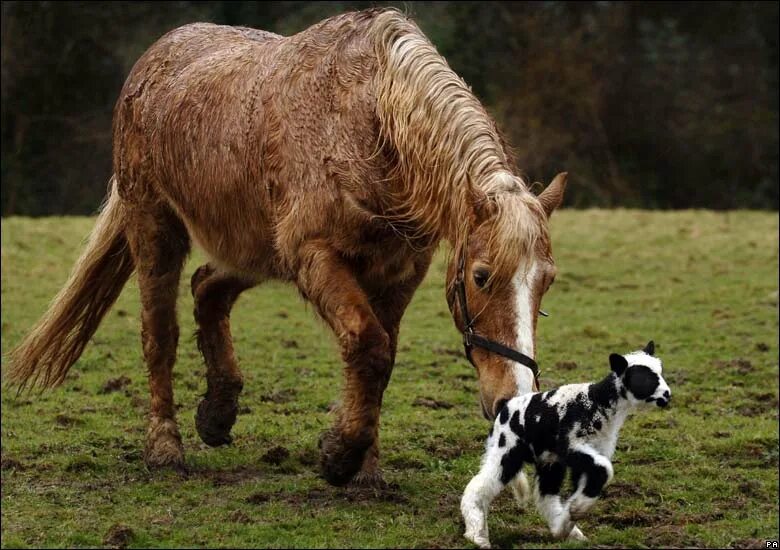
[664,390,670,398]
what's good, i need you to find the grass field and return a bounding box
[1,210,778,549]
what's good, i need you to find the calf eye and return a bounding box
[473,268,490,288]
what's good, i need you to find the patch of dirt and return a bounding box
[0,457,24,471]
[189,465,265,486]
[386,456,425,470]
[750,391,777,402]
[100,375,131,394]
[738,479,763,497]
[246,492,271,505]
[644,525,705,548]
[260,389,297,404]
[65,457,98,472]
[55,414,82,427]
[297,448,318,467]
[713,431,732,438]
[120,450,142,463]
[490,525,552,547]
[712,309,734,320]
[275,310,289,318]
[129,395,146,409]
[425,443,462,460]
[261,445,290,465]
[730,539,766,548]
[103,524,134,548]
[281,339,299,349]
[150,514,173,526]
[707,437,778,467]
[555,361,578,370]
[604,508,722,530]
[602,508,673,527]
[582,325,610,339]
[640,417,678,429]
[412,397,453,410]
[602,481,643,498]
[228,510,251,523]
[737,396,779,417]
[310,483,409,505]
[238,405,252,415]
[755,342,770,352]
[712,358,754,374]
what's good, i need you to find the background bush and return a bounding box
[2,1,777,215]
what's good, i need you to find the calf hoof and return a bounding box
[464,530,491,549]
[568,526,588,541]
[195,396,238,447]
[318,428,373,486]
[144,417,186,471]
[551,516,576,540]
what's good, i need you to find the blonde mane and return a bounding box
[370,10,548,285]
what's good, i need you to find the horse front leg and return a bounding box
[351,255,433,487]
[296,240,392,486]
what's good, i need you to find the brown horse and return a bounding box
[7,9,566,486]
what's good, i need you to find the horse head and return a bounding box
[447,172,567,420]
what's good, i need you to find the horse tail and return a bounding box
[6,177,135,391]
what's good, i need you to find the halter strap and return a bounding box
[454,246,540,382]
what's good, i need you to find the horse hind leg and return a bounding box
[191,264,256,446]
[125,203,190,470]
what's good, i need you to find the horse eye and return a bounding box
[473,269,489,288]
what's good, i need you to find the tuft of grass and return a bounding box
[2,210,778,548]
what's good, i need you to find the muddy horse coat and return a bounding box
[8,9,567,486]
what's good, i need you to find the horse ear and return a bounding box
[470,189,497,226]
[538,172,568,218]
[609,353,628,376]
[643,340,655,356]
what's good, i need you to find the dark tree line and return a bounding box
[2,1,777,215]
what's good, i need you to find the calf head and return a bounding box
[609,341,671,408]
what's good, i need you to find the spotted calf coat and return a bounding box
[461,342,671,548]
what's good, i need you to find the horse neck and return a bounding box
[371,11,512,245]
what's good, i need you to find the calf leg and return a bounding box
[533,461,580,540]
[566,447,613,521]
[461,446,513,550]
[510,470,531,508]
[461,429,529,548]
[191,264,256,446]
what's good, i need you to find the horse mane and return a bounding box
[369,9,547,286]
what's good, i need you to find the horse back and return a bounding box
[113,15,396,277]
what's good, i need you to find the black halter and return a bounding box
[453,246,541,383]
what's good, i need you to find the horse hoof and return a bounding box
[144,417,185,469]
[349,469,388,489]
[318,428,373,486]
[195,397,237,447]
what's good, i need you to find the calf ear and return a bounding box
[643,341,655,356]
[609,353,628,376]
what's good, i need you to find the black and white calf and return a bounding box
[461,342,670,548]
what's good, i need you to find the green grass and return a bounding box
[1,210,778,548]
